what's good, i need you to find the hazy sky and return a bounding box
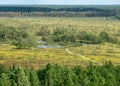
[0,0,120,5]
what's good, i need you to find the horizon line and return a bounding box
[0,4,120,6]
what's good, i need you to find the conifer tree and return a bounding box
[29,69,40,86]
[17,67,30,86]
[0,73,11,86]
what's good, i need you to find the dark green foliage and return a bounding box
[115,65,120,85]
[37,27,51,36]
[0,65,6,75]
[0,73,11,86]
[0,26,38,48]
[0,6,115,13]
[29,69,40,86]
[78,31,102,44]
[12,36,38,49]
[8,66,30,86]
[43,28,118,46]
[115,14,120,20]
[100,31,118,43]
[0,62,120,86]
[0,26,28,42]
[0,5,119,17]
[51,28,77,44]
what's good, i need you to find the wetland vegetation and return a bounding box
[0,5,120,86]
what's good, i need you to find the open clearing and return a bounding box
[0,17,120,68]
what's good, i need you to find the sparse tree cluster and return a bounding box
[40,28,118,45]
[0,25,38,48]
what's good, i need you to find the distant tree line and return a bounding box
[0,6,119,17]
[0,6,115,12]
[0,62,120,86]
[0,11,116,17]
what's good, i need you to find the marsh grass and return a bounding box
[0,17,120,68]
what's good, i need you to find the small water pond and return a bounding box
[37,40,88,49]
[38,45,64,48]
[38,40,64,48]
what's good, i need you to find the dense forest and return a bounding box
[0,62,120,86]
[0,5,120,17]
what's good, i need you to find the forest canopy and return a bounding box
[0,62,120,86]
[0,5,120,17]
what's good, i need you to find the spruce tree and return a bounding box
[0,73,11,86]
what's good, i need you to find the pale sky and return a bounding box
[0,0,120,5]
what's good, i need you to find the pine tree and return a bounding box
[17,67,30,86]
[0,73,11,86]
[29,68,40,86]
[63,68,74,86]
